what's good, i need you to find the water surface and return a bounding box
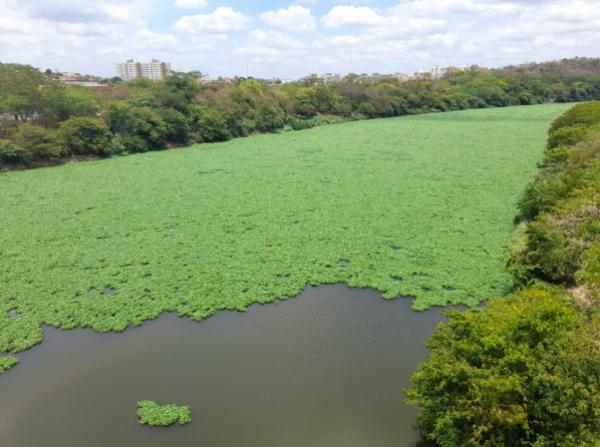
[0,285,445,447]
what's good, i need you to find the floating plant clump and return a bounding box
[0,355,18,374]
[137,401,191,427]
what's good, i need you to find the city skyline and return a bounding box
[0,0,599,79]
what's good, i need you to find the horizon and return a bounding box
[0,0,599,79]
[10,56,596,81]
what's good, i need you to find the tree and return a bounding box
[156,72,200,112]
[40,85,101,127]
[0,63,46,121]
[407,290,600,447]
[12,124,66,160]
[157,108,190,144]
[59,116,113,156]
[109,106,167,152]
[0,139,30,163]
[187,105,231,143]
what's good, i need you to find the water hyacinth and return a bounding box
[0,104,571,375]
[0,355,19,373]
[137,401,191,427]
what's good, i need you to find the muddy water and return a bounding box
[0,284,446,447]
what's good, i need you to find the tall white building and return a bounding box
[116,59,171,81]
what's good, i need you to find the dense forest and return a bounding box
[1,57,600,170]
[407,101,600,447]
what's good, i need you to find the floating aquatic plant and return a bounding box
[0,104,572,375]
[137,401,191,427]
[0,355,18,374]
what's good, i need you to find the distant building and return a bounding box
[58,72,103,87]
[116,59,172,81]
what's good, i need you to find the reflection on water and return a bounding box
[0,284,446,447]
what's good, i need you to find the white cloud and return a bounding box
[391,0,526,16]
[0,0,599,79]
[102,4,144,26]
[136,28,177,45]
[173,6,249,33]
[251,29,305,48]
[322,5,385,28]
[260,5,316,32]
[316,34,365,47]
[174,0,207,9]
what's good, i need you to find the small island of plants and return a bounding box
[0,355,18,374]
[136,400,192,427]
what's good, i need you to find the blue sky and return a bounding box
[1,0,599,78]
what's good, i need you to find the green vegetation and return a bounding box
[1,58,599,170]
[136,401,191,427]
[0,104,569,374]
[406,289,599,447]
[407,102,600,447]
[0,355,18,374]
[513,101,600,287]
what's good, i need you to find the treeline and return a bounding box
[1,58,600,170]
[407,102,600,447]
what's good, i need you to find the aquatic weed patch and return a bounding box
[0,104,571,371]
[137,401,191,427]
[0,355,18,373]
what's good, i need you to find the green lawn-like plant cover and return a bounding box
[0,104,571,372]
[137,400,191,427]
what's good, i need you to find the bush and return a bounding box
[157,108,190,144]
[550,101,600,133]
[12,124,66,160]
[60,116,113,156]
[517,174,571,220]
[255,101,285,132]
[40,85,101,126]
[548,125,593,149]
[526,216,584,285]
[577,241,600,286]
[188,105,231,143]
[119,135,148,154]
[407,290,600,447]
[108,105,167,152]
[284,117,318,131]
[0,139,30,163]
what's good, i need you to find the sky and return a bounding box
[0,0,599,79]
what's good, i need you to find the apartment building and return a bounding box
[116,59,172,81]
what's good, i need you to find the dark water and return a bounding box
[0,285,446,447]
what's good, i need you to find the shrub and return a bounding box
[188,105,231,143]
[0,139,30,163]
[578,240,600,280]
[284,117,318,131]
[526,216,584,285]
[60,116,113,156]
[517,174,571,220]
[40,85,101,126]
[136,401,191,427]
[406,290,600,447]
[157,108,190,144]
[550,101,600,133]
[109,105,167,152]
[548,125,593,149]
[255,101,285,132]
[119,135,149,154]
[12,124,66,160]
